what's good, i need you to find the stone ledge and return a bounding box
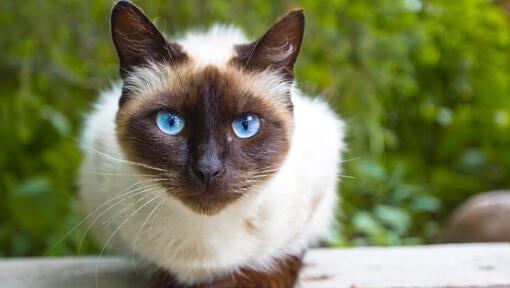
[1,243,509,288]
[300,243,510,288]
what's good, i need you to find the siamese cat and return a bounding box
[79,1,345,287]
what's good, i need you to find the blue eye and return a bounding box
[232,113,261,139]
[156,111,185,135]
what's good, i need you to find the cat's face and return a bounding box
[111,2,304,215]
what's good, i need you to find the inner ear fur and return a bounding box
[234,9,305,80]
[111,1,185,78]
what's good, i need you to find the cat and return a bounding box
[79,1,345,287]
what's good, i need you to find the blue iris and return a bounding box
[232,113,261,139]
[156,111,185,135]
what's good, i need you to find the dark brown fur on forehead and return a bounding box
[116,65,293,215]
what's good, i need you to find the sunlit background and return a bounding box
[1,0,510,256]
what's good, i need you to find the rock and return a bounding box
[442,191,510,243]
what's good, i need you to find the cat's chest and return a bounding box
[130,198,275,267]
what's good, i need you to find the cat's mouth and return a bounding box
[179,189,243,215]
[197,190,216,200]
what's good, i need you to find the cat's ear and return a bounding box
[235,9,305,80]
[111,1,185,78]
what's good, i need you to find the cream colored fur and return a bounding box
[79,26,345,285]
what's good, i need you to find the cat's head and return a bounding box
[112,1,304,215]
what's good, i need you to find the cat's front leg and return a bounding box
[152,254,304,288]
[197,254,304,288]
[151,270,190,288]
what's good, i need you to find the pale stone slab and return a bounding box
[1,244,509,288]
[0,257,150,288]
[299,243,510,288]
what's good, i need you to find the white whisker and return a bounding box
[81,171,166,178]
[76,183,163,254]
[54,178,166,249]
[73,137,170,173]
[95,192,162,286]
[131,200,166,272]
[338,174,356,180]
[98,193,162,258]
[341,157,362,163]
[101,187,161,229]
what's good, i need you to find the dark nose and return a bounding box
[192,155,222,185]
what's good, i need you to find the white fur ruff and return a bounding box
[79,26,345,285]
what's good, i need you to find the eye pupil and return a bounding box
[242,119,249,130]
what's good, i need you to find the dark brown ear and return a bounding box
[235,9,305,80]
[111,1,185,78]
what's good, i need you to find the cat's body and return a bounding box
[79,2,344,287]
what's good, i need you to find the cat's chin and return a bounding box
[175,191,243,216]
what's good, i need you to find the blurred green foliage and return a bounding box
[1,0,510,256]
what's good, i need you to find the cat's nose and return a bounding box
[192,156,222,185]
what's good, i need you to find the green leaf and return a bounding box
[374,205,411,235]
[7,178,59,238]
